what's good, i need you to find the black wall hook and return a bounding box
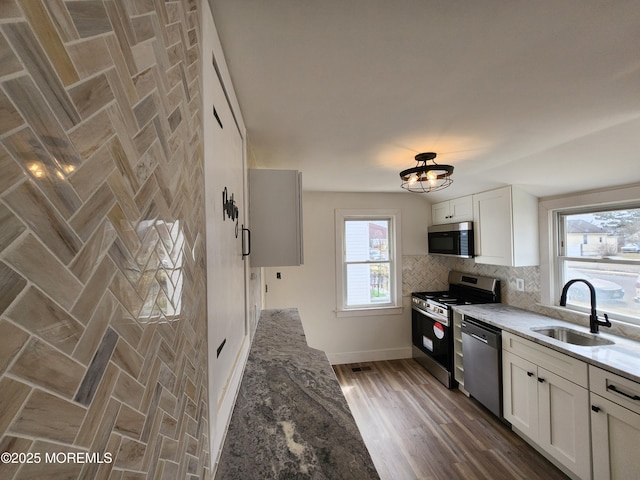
[222,187,240,237]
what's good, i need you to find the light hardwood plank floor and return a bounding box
[333,359,570,480]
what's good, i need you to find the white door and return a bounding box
[202,4,248,457]
[538,368,591,480]
[206,66,246,404]
[450,195,473,222]
[591,393,640,480]
[431,201,450,224]
[473,187,513,265]
[503,351,539,439]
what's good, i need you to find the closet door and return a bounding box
[202,4,248,458]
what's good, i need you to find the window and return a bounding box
[555,205,640,324]
[335,209,402,316]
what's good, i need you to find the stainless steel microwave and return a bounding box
[427,222,474,258]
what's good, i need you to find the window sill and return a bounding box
[335,306,403,318]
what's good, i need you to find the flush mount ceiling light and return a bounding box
[399,152,454,193]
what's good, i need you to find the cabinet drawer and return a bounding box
[503,332,588,387]
[590,365,640,415]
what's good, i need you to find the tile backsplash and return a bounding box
[403,255,541,310]
[1,1,211,479]
[403,255,640,341]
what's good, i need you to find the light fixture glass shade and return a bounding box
[399,152,453,193]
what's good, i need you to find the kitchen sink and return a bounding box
[531,326,615,347]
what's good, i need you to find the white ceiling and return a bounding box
[210,0,640,202]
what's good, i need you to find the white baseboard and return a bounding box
[327,347,412,365]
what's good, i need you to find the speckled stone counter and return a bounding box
[214,308,379,479]
[453,303,640,383]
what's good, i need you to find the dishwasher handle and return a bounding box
[461,317,501,349]
[468,332,489,344]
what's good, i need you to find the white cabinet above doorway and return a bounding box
[249,169,304,267]
[431,195,473,225]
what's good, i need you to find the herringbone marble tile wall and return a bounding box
[403,255,542,310]
[0,1,211,479]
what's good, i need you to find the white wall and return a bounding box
[264,191,430,364]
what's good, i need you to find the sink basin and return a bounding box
[531,326,615,347]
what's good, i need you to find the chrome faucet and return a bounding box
[559,279,612,334]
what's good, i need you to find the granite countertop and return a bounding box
[214,308,379,479]
[453,303,640,383]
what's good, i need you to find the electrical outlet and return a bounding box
[516,278,525,291]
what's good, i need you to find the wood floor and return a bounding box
[333,359,570,480]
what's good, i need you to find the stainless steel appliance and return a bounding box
[411,271,500,388]
[461,316,502,417]
[427,221,474,258]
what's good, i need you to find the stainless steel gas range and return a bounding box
[411,271,501,388]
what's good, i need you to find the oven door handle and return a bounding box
[413,307,449,326]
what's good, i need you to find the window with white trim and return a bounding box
[335,209,402,316]
[555,205,640,324]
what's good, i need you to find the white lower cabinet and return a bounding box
[589,365,640,480]
[503,350,539,439]
[502,332,591,480]
[537,367,590,479]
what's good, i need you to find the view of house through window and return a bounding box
[557,206,640,323]
[344,219,392,307]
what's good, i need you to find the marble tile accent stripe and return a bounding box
[0,1,210,479]
[75,327,119,405]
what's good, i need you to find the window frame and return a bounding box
[335,209,403,317]
[553,202,640,325]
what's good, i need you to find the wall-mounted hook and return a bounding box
[222,187,240,237]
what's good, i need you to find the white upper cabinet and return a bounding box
[431,195,473,224]
[249,169,303,267]
[473,186,539,266]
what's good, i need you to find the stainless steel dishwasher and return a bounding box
[461,316,502,418]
